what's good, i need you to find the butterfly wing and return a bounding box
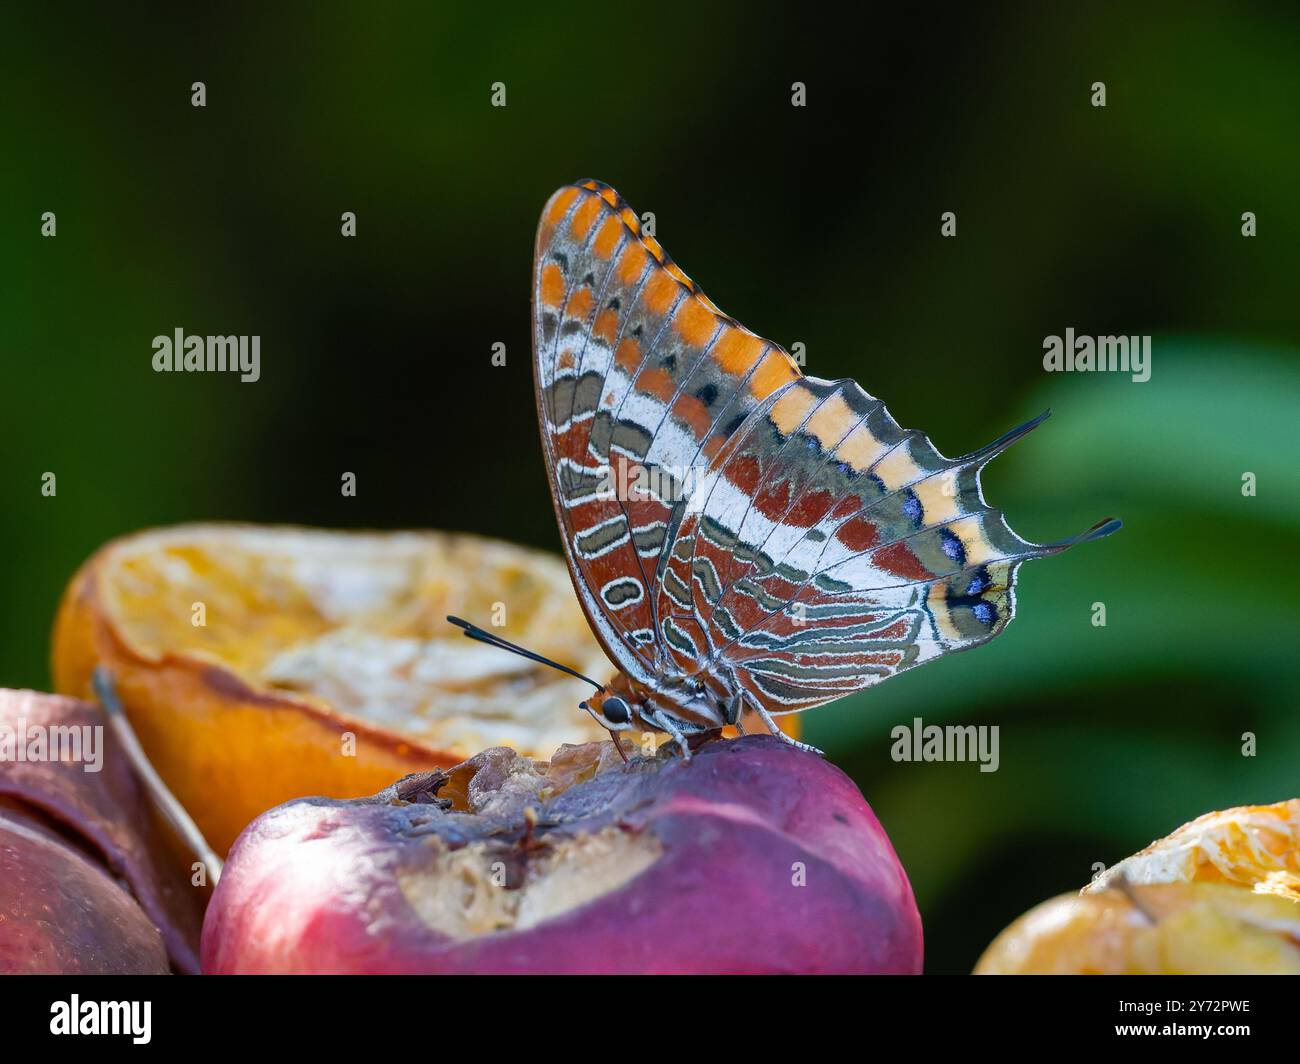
[533,179,803,684]
[534,179,1118,710]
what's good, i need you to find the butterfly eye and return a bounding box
[602,697,631,725]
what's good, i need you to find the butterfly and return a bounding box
[454,179,1119,759]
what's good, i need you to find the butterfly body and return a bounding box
[531,179,1119,754]
[586,660,741,737]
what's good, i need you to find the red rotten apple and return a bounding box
[202,734,922,974]
[0,807,169,974]
[0,688,207,974]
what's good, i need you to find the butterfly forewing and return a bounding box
[533,179,802,684]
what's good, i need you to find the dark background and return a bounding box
[3,3,1298,972]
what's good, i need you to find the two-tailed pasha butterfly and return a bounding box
[453,180,1119,759]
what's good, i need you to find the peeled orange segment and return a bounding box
[52,525,613,854]
[974,798,1300,974]
[1087,799,1300,902]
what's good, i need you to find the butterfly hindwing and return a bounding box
[687,384,1112,713]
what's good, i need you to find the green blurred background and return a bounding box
[2,4,1297,972]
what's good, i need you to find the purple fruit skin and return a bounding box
[0,810,169,975]
[202,735,923,974]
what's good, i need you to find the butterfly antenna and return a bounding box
[446,616,605,691]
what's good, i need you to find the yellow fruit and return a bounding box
[974,799,1300,974]
[975,883,1300,974]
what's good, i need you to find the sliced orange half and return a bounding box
[52,524,792,855]
[52,525,618,854]
[1088,799,1300,903]
[975,799,1300,974]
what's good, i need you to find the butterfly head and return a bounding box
[581,689,640,732]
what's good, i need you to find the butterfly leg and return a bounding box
[751,702,824,756]
[723,692,747,734]
[657,715,693,761]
